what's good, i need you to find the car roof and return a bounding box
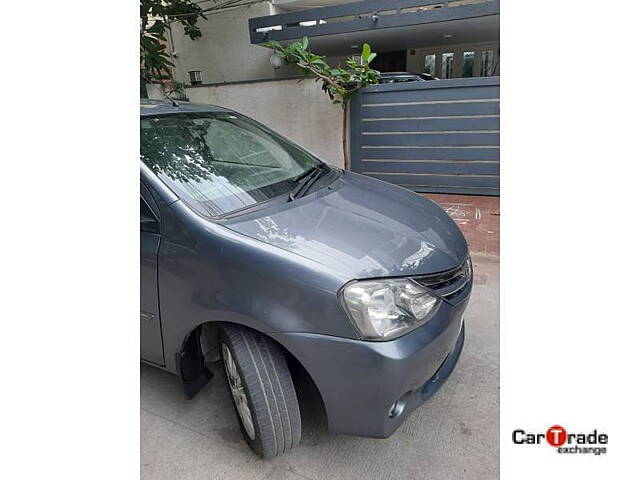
[380,72,420,76]
[140,99,232,117]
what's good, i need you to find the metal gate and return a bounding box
[349,76,499,195]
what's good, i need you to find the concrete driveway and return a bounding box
[141,252,498,480]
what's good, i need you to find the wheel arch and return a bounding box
[176,320,328,423]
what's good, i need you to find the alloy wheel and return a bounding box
[221,343,256,440]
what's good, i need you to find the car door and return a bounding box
[140,183,165,365]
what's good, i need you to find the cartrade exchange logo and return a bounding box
[512,425,608,455]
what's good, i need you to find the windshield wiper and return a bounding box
[289,164,329,201]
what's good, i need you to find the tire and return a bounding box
[219,324,302,459]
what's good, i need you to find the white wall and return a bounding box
[273,0,351,13]
[169,1,298,85]
[145,83,164,100]
[185,78,345,168]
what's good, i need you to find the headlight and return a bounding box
[339,278,440,340]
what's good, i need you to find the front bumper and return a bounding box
[273,296,468,438]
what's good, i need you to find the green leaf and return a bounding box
[362,43,371,63]
[258,33,379,106]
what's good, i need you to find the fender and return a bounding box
[157,200,354,379]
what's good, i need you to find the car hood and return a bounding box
[225,172,468,280]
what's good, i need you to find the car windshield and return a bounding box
[140,112,320,217]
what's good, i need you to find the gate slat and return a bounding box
[362,116,499,132]
[408,185,499,195]
[362,86,499,105]
[362,132,499,147]
[362,146,499,161]
[364,172,499,188]
[362,101,499,118]
[361,160,500,175]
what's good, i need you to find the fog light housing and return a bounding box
[388,399,406,419]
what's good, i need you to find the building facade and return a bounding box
[169,0,499,86]
[163,0,500,196]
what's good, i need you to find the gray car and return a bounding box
[379,72,439,83]
[140,99,471,459]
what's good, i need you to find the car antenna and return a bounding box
[164,91,179,107]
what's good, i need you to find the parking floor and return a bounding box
[424,194,499,257]
[141,195,499,480]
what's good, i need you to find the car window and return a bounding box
[140,196,157,221]
[140,113,320,217]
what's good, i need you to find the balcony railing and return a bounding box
[249,0,499,44]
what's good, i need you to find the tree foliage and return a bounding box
[140,0,206,82]
[266,37,380,167]
[265,37,381,110]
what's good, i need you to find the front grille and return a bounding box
[413,257,472,305]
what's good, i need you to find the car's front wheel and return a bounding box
[219,324,301,459]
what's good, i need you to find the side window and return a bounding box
[188,70,202,85]
[140,196,160,233]
[480,50,495,76]
[441,52,454,79]
[424,54,436,76]
[462,51,475,77]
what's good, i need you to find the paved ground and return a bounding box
[141,195,499,480]
[424,194,499,257]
